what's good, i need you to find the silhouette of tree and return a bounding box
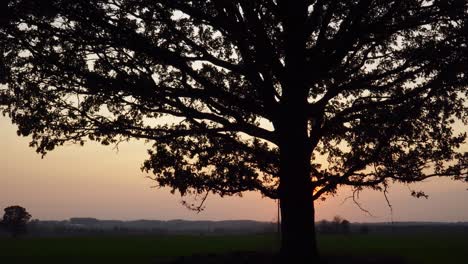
[319,216,350,234]
[340,219,351,234]
[332,215,345,233]
[332,215,343,225]
[1,206,32,237]
[1,0,467,261]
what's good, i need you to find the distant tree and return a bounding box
[1,206,32,237]
[329,216,351,234]
[332,216,343,225]
[1,0,467,261]
[340,219,351,234]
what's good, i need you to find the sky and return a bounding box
[1,115,468,223]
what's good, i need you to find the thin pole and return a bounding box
[277,199,281,242]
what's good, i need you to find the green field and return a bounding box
[318,234,468,263]
[0,233,466,263]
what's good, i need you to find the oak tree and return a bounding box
[1,0,467,261]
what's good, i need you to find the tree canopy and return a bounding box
[1,206,32,237]
[1,0,467,205]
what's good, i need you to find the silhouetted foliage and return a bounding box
[1,0,467,260]
[318,216,351,234]
[1,206,32,237]
[340,220,351,234]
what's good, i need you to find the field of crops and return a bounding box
[0,233,466,263]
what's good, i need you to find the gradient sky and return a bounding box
[1,116,467,222]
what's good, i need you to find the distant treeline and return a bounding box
[316,217,468,235]
[346,222,468,235]
[1,218,467,237]
[0,218,277,237]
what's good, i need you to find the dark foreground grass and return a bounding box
[0,234,276,264]
[0,233,466,263]
[318,234,468,264]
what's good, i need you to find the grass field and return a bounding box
[318,234,468,263]
[0,233,466,263]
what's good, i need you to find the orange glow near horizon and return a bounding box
[1,116,468,222]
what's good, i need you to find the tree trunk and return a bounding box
[277,2,318,259]
[278,125,319,263]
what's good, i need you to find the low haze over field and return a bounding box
[1,116,467,222]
